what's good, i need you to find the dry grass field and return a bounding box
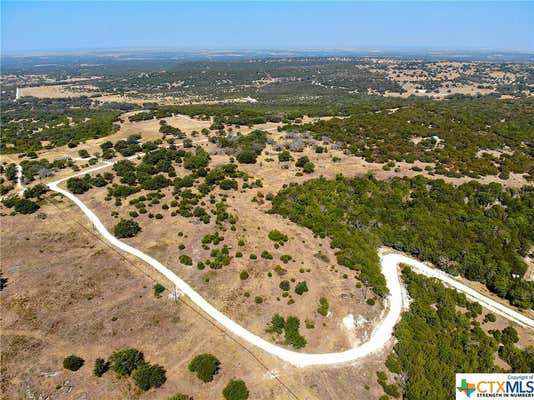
[1,197,394,400]
[2,106,533,399]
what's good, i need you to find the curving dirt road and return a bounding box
[46,172,534,367]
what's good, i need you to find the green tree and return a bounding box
[295,281,309,295]
[132,363,167,391]
[94,358,109,377]
[113,219,141,238]
[63,355,84,371]
[278,150,291,162]
[153,283,165,297]
[188,354,220,383]
[14,198,40,214]
[223,379,249,400]
[108,348,145,376]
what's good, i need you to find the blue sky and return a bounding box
[1,1,533,54]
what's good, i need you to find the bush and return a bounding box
[109,348,145,376]
[179,254,193,266]
[284,316,307,349]
[132,363,167,391]
[188,354,220,383]
[154,283,165,297]
[302,162,315,173]
[236,149,258,164]
[67,177,91,194]
[167,395,192,400]
[317,297,329,316]
[280,254,292,263]
[223,379,249,400]
[279,280,290,291]
[385,354,402,374]
[255,296,263,304]
[63,355,84,371]
[295,156,310,168]
[501,326,519,345]
[295,281,309,295]
[113,219,141,238]
[260,250,273,259]
[278,150,291,162]
[240,271,249,280]
[268,229,288,243]
[94,358,109,377]
[484,313,497,323]
[14,198,40,214]
[77,148,89,158]
[219,179,238,190]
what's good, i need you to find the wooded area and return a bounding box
[271,175,534,307]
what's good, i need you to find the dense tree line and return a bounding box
[271,175,534,306]
[389,267,533,399]
[2,112,121,154]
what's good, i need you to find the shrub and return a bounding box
[366,298,376,306]
[295,281,309,295]
[132,363,167,391]
[278,150,291,162]
[484,313,497,323]
[268,229,288,243]
[188,354,220,383]
[260,250,273,259]
[167,395,192,400]
[78,149,90,158]
[14,198,40,214]
[236,149,258,164]
[109,348,145,376]
[240,271,249,280]
[302,162,315,173]
[266,314,285,334]
[223,379,249,400]
[179,254,193,266]
[280,255,292,263]
[255,296,263,304]
[154,283,165,297]
[501,326,519,344]
[279,280,290,291]
[383,383,401,398]
[385,354,402,374]
[67,177,91,194]
[317,297,329,316]
[295,156,310,168]
[113,219,141,238]
[284,316,307,349]
[94,358,109,377]
[219,179,238,190]
[63,355,84,371]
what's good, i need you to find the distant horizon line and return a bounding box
[3,46,534,57]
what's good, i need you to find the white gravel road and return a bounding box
[46,171,533,367]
